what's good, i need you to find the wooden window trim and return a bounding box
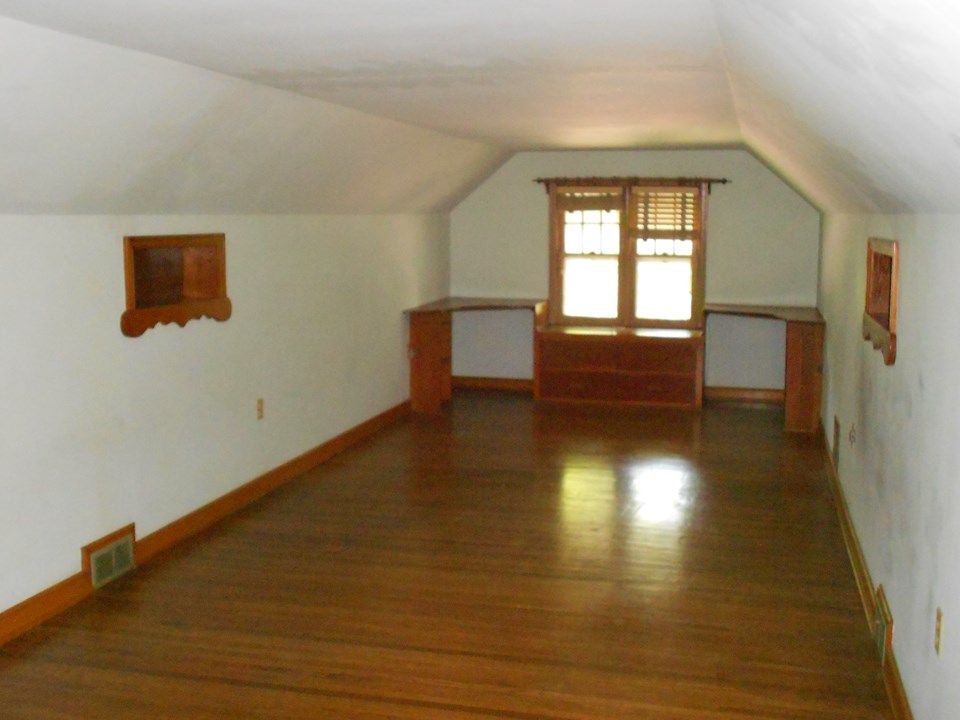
[541,177,721,330]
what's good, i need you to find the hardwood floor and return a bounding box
[0,393,891,719]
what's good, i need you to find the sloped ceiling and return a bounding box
[1,0,958,213]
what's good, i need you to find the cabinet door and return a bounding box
[617,372,696,406]
[618,340,699,374]
[539,336,618,371]
[784,322,824,432]
[540,369,619,401]
[409,312,451,414]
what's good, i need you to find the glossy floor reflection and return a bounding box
[0,393,891,719]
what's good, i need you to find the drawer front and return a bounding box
[618,340,699,374]
[540,370,619,401]
[539,337,618,371]
[617,373,696,406]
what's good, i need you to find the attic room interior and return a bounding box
[0,1,957,718]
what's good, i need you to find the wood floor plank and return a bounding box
[0,394,891,719]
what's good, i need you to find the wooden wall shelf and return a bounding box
[862,238,898,365]
[121,234,232,337]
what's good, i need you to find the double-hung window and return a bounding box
[540,177,718,330]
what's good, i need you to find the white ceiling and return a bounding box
[1,0,959,213]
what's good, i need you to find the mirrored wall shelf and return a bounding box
[120,233,232,337]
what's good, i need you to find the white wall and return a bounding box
[820,212,960,720]
[449,149,820,386]
[0,213,448,613]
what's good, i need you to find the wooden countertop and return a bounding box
[704,303,824,324]
[539,325,703,340]
[405,296,546,314]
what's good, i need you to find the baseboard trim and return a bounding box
[452,376,533,393]
[0,573,91,647]
[819,423,914,720]
[820,422,876,624]
[137,400,410,564]
[0,400,410,647]
[883,647,915,720]
[703,386,785,405]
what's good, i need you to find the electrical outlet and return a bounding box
[257,398,264,420]
[936,607,943,656]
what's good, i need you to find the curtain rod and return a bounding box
[534,177,731,192]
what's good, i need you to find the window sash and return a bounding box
[548,182,706,329]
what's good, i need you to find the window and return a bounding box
[539,177,723,329]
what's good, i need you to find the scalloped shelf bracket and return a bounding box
[862,237,898,365]
[121,233,232,338]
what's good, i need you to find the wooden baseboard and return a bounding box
[0,401,410,647]
[452,376,534,393]
[703,386,785,405]
[819,423,876,625]
[137,400,410,564]
[0,573,91,647]
[883,647,915,720]
[819,423,914,720]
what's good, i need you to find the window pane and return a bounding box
[637,238,656,256]
[582,223,602,254]
[583,210,601,224]
[655,239,676,256]
[635,257,692,321]
[564,257,619,319]
[564,223,583,254]
[675,239,693,256]
[601,210,620,224]
[565,210,582,223]
[601,223,620,255]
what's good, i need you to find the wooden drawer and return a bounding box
[618,340,698,373]
[617,373,696,406]
[539,369,619,401]
[539,336,618,371]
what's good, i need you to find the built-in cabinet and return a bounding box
[405,298,824,434]
[535,328,704,408]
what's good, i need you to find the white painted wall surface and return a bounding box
[704,314,785,389]
[451,310,534,379]
[0,18,506,215]
[450,149,820,387]
[819,212,960,720]
[0,213,448,614]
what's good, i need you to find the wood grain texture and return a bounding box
[0,402,408,648]
[0,575,91,648]
[704,387,785,405]
[452,376,533,392]
[705,303,825,324]
[405,297,545,314]
[784,322,824,433]
[0,395,892,719]
[408,311,452,414]
[537,329,704,408]
[121,233,231,337]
